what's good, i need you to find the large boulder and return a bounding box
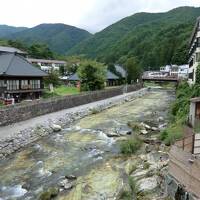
[140,129,148,135]
[52,124,62,132]
[138,176,158,192]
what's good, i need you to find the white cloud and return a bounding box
[0,0,199,32]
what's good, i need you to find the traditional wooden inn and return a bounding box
[188,17,200,84]
[68,70,120,87]
[0,53,47,103]
[0,46,27,56]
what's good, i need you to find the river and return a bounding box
[0,88,174,200]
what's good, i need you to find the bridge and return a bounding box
[142,76,179,82]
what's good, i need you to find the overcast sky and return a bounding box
[0,0,199,33]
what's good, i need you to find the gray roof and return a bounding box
[27,58,66,64]
[114,64,126,78]
[0,46,27,55]
[68,73,80,81]
[0,53,48,77]
[68,70,119,81]
[107,70,119,80]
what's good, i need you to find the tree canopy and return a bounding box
[77,60,106,91]
[125,57,142,84]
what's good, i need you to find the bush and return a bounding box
[44,70,61,87]
[127,122,142,132]
[171,82,200,124]
[160,124,184,145]
[128,176,139,194]
[119,177,139,200]
[120,136,142,155]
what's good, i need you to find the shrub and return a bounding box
[127,122,142,132]
[90,108,100,114]
[128,176,139,194]
[143,162,150,170]
[160,124,184,145]
[39,187,59,200]
[120,136,142,155]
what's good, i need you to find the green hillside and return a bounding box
[0,25,27,38]
[68,6,200,69]
[3,23,92,55]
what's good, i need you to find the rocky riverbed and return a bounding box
[0,88,175,200]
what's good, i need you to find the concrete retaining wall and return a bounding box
[0,84,142,127]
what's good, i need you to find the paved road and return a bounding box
[0,91,143,140]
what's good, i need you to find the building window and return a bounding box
[7,80,19,91]
[196,52,200,62]
[21,80,29,89]
[30,80,41,89]
[0,80,5,87]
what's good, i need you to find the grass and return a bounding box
[0,101,4,107]
[119,176,139,200]
[90,108,100,114]
[42,85,79,99]
[127,122,142,132]
[120,136,142,155]
[160,123,184,145]
[143,162,150,170]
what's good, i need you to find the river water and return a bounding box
[0,89,174,200]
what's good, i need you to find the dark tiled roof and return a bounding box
[68,73,80,81]
[68,70,119,81]
[0,46,27,54]
[114,64,126,78]
[107,70,119,80]
[0,53,48,77]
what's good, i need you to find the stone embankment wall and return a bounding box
[0,84,142,127]
[0,86,147,160]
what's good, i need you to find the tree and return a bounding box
[28,44,54,59]
[196,64,200,84]
[125,57,142,84]
[44,70,61,87]
[77,60,106,91]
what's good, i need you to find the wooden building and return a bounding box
[189,97,200,127]
[68,70,120,87]
[0,53,47,103]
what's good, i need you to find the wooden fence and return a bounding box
[169,145,200,198]
[169,126,200,198]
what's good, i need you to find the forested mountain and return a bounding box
[0,25,27,38]
[68,6,200,69]
[1,23,92,54]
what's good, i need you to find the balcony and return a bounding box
[2,84,45,94]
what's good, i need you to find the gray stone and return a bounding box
[140,129,148,135]
[106,132,120,137]
[151,127,159,131]
[52,124,62,132]
[138,176,158,192]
